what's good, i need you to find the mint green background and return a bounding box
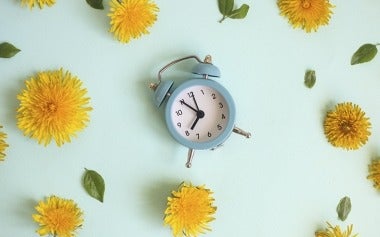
[1,1,380,236]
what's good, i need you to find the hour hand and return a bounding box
[180,99,198,113]
[190,110,205,130]
[190,117,200,130]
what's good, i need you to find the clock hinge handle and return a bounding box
[158,56,202,83]
[149,55,205,91]
[149,55,217,91]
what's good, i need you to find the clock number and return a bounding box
[219,102,223,108]
[187,92,194,98]
[217,124,222,130]
[180,99,185,105]
[175,110,183,116]
[222,114,226,119]
[211,93,216,99]
[177,122,181,128]
[196,133,200,139]
[200,89,205,95]
[208,132,212,137]
[185,130,190,136]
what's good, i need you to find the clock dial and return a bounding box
[170,85,229,142]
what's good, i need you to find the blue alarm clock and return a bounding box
[149,55,251,168]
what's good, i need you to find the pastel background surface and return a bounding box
[1,0,380,236]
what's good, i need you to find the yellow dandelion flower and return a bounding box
[0,125,9,161]
[315,222,358,237]
[33,195,83,237]
[367,159,380,190]
[21,0,56,9]
[108,0,159,43]
[324,102,371,150]
[17,69,92,146]
[164,183,216,237]
[277,0,334,32]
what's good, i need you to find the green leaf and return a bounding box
[83,169,105,202]
[229,4,250,19]
[304,69,316,88]
[0,42,20,58]
[351,44,378,65]
[336,196,351,221]
[218,1,250,23]
[218,0,234,15]
[86,0,104,10]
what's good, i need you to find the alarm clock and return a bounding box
[149,55,251,168]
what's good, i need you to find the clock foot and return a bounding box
[233,126,251,138]
[185,148,195,168]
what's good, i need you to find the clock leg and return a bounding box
[185,148,195,168]
[233,126,251,138]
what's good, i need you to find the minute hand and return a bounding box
[180,100,198,113]
[192,95,200,111]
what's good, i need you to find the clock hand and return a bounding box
[180,99,198,113]
[192,95,200,111]
[190,117,200,130]
[190,110,205,130]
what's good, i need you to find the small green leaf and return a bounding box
[304,69,316,88]
[218,1,250,23]
[83,169,105,202]
[0,42,20,58]
[336,196,351,221]
[86,0,104,10]
[229,4,250,19]
[218,0,234,15]
[351,44,378,65]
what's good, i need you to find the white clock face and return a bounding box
[170,85,229,142]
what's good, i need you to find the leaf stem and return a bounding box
[218,16,227,23]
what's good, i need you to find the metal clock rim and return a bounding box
[165,79,236,150]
